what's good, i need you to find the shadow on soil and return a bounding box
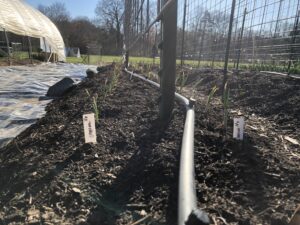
[87,119,180,225]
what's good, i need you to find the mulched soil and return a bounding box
[181,68,300,225]
[0,64,185,225]
[0,64,299,225]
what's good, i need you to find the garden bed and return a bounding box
[0,64,299,225]
[183,68,300,225]
[0,65,185,224]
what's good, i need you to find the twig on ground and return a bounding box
[216,216,229,225]
[129,215,151,225]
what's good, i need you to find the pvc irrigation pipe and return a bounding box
[124,68,202,225]
[260,71,300,80]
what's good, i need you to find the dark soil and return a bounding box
[183,68,300,224]
[0,64,185,225]
[1,64,299,225]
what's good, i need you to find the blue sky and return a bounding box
[25,0,99,19]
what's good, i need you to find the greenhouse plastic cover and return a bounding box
[0,0,66,61]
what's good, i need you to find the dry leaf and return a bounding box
[72,187,81,193]
[284,136,299,145]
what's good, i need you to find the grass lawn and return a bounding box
[67,55,158,65]
[66,55,225,67]
[0,53,293,74]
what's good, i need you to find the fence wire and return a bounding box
[125,0,300,73]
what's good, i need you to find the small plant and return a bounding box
[108,65,120,93]
[102,78,109,99]
[92,94,99,124]
[192,78,203,90]
[222,82,230,138]
[147,63,151,72]
[85,89,91,97]
[205,85,218,111]
[85,89,100,124]
[176,71,188,92]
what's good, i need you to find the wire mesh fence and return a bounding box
[124,0,300,73]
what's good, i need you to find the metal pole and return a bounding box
[211,35,217,69]
[223,0,236,93]
[140,0,144,56]
[236,8,247,71]
[197,20,207,67]
[43,37,47,62]
[124,0,132,67]
[180,0,187,66]
[159,0,177,124]
[157,0,161,15]
[274,0,283,37]
[4,29,11,65]
[28,36,33,64]
[146,0,150,56]
[288,10,300,73]
[136,0,140,34]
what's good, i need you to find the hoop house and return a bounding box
[0,0,66,61]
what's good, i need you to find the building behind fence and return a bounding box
[125,0,300,73]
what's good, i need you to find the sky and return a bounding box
[25,0,99,19]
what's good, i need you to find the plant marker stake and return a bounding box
[83,113,97,143]
[233,117,244,140]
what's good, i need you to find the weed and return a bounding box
[205,85,218,111]
[85,89,91,97]
[222,82,230,138]
[92,94,100,124]
[108,65,120,93]
[85,89,100,124]
[176,70,188,92]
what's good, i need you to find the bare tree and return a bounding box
[95,0,124,52]
[38,2,71,45]
[38,2,70,24]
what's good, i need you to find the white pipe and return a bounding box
[260,71,300,79]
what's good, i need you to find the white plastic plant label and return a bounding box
[83,113,97,143]
[233,117,244,140]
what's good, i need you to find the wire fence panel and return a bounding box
[124,0,159,58]
[125,0,300,73]
[177,0,300,72]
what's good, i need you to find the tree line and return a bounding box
[38,1,123,55]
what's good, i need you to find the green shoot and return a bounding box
[85,89,100,124]
[222,82,230,138]
[176,71,188,92]
[85,89,91,97]
[206,85,218,111]
[92,94,99,124]
[108,65,120,93]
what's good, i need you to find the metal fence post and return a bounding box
[124,0,132,67]
[197,20,207,67]
[159,0,177,124]
[223,0,236,93]
[180,0,187,66]
[3,29,11,65]
[236,8,247,71]
[28,36,33,64]
[146,0,150,56]
[43,37,47,62]
[288,10,299,74]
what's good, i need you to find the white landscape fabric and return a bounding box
[0,0,66,61]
